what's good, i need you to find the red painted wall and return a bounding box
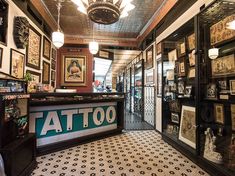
[56,47,93,92]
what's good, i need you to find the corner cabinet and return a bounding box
[161,1,235,175]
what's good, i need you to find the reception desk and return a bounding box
[29,93,125,154]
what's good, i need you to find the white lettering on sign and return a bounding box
[41,111,62,135]
[93,107,105,126]
[79,108,93,128]
[61,109,78,131]
[106,106,116,123]
[29,112,43,133]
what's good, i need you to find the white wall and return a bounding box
[0,0,56,86]
[155,0,214,132]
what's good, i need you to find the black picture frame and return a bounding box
[42,60,50,84]
[0,47,3,68]
[206,83,217,100]
[10,48,25,79]
[43,36,51,60]
[171,113,179,124]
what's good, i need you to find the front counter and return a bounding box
[29,93,125,154]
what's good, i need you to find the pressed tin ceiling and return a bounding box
[42,0,166,41]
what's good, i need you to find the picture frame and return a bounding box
[26,25,41,70]
[230,80,235,95]
[188,50,196,66]
[177,38,186,57]
[179,105,196,149]
[166,124,174,134]
[61,55,87,86]
[211,54,235,78]
[166,69,174,81]
[146,70,154,85]
[42,61,50,84]
[187,33,196,51]
[0,47,3,68]
[184,85,192,98]
[187,67,195,79]
[26,70,41,83]
[51,70,55,81]
[52,48,57,60]
[214,103,224,124]
[169,100,181,113]
[206,83,217,99]
[168,49,177,63]
[51,60,56,70]
[43,36,51,60]
[178,80,185,95]
[146,45,153,69]
[156,42,162,55]
[178,59,186,77]
[231,104,235,131]
[171,113,179,124]
[10,49,25,79]
[218,80,228,90]
[157,59,162,97]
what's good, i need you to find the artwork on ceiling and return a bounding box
[13,16,29,49]
[179,105,196,149]
[26,25,41,70]
[214,103,224,124]
[43,36,51,60]
[42,61,50,84]
[10,49,25,79]
[146,45,153,70]
[61,55,87,86]
[210,14,235,46]
[0,47,3,68]
[187,33,196,51]
[211,54,235,77]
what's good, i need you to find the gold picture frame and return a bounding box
[43,36,51,60]
[187,33,196,51]
[10,49,25,79]
[177,38,186,58]
[61,55,87,86]
[146,45,153,70]
[42,61,50,84]
[214,103,224,124]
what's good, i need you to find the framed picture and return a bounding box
[218,80,228,90]
[26,25,41,70]
[51,70,55,81]
[0,47,3,68]
[211,54,235,78]
[188,67,195,79]
[178,80,185,95]
[188,50,196,66]
[166,69,174,81]
[51,60,56,70]
[168,49,177,62]
[214,103,224,124]
[169,100,181,113]
[206,83,217,99]
[146,70,154,85]
[187,33,196,51]
[52,48,57,60]
[43,36,51,60]
[10,49,25,79]
[177,39,186,57]
[166,124,174,134]
[61,55,87,86]
[42,61,50,84]
[26,70,41,83]
[171,113,179,124]
[157,59,162,97]
[231,104,235,131]
[179,105,196,149]
[179,59,186,77]
[184,85,192,98]
[156,42,162,55]
[230,80,235,95]
[146,45,153,69]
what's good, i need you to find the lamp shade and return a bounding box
[52,31,64,48]
[89,41,99,55]
[208,48,219,60]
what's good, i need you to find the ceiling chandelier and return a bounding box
[71,0,135,24]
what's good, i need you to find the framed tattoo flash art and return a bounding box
[171,113,179,124]
[206,83,217,100]
[43,36,51,60]
[231,104,235,131]
[230,80,235,95]
[214,103,224,124]
[26,25,41,70]
[146,45,153,70]
[61,55,87,86]
[52,48,57,60]
[156,42,162,55]
[26,70,41,83]
[10,49,25,79]
[187,33,196,51]
[42,61,50,84]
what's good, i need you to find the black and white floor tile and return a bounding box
[31,131,209,176]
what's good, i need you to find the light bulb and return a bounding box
[89,41,99,55]
[52,31,64,48]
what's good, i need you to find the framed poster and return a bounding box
[0,47,3,68]
[184,85,192,98]
[188,50,196,66]
[178,80,185,95]
[206,83,217,99]
[156,42,162,55]
[10,49,25,79]
[42,61,50,84]
[179,105,196,149]
[52,48,57,60]
[51,70,55,81]
[61,55,87,86]
[51,60,56,70]
[43,36,51,60]
[157,59,162,97]
[26,70,41,83]
[146,45,153,69]
[218,80,228,90]
[166,69,174,81]
[168,49,177,62]
[231,104,235,131]
[230,80,235,95]
[146,70,154,85]
[177,39,186,57]
[214,103,224,124]
[171,113,179,124]
[26,25,41,70]
[188,67,195,79]
[187,33,196,51]
[179,59,186,77]
[211,54,235,78]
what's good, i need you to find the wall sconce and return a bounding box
[208,48,219,60]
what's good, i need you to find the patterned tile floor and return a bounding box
[31,131,209,176]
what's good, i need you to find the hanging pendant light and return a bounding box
[52,0,64,48]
